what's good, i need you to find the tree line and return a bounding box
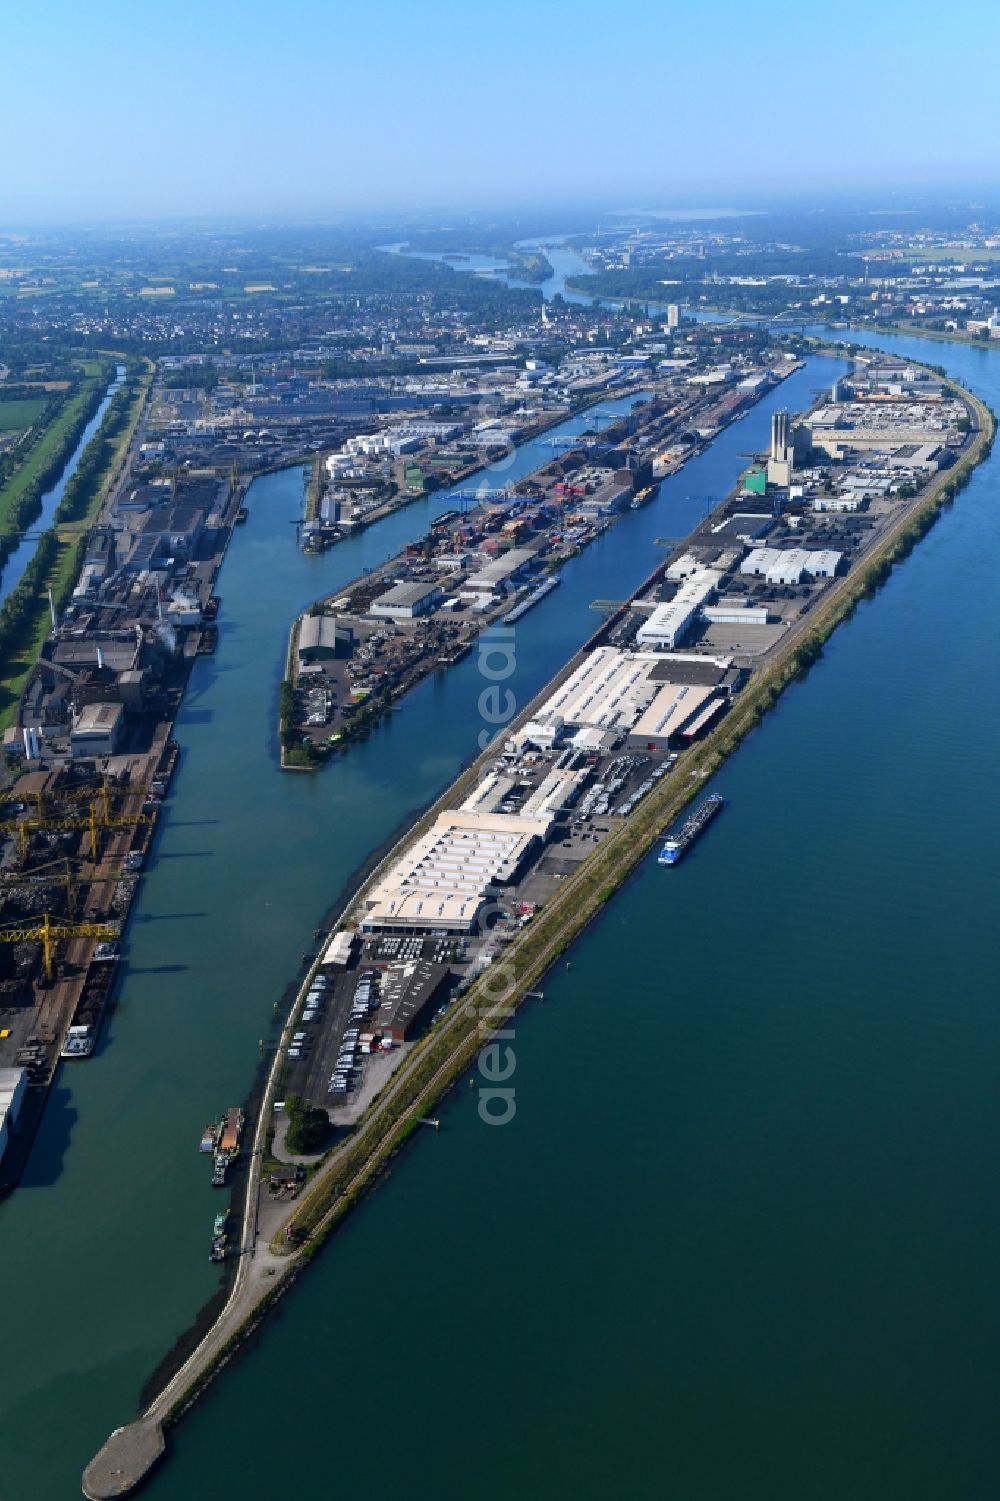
[0,362,116,569]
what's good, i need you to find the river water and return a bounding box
[6,328,1000,1499]
[381,237,599,304]
[0,366,124,609]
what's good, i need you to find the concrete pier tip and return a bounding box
[82,1419,165,1499]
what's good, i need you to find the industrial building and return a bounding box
[518,646,729,752]
[665,551,707,581]
[461,764,586,819]
[134,501,205,562]
[702,602,771,626]
[360,809,552,934]
[322,930,355,966]
[572,475,633,519]
[460,547,537,600]
[741,547,842,585]
[297,614,352,665]
[373,959,450,1042]
[771,409,790,461]
[813,493,866,512]
[709,512,773,544]
[806,400,962,458]
[0,1067,26,1165]
[647,653,743,693]
[370,579,444,620]
[635,568,721,649]
[520,647,659,745]
[628,682,720,749]
[69,702,124,759]
[767,407,811,486]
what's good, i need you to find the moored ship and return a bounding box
[60,956,119,1059]
[210,1210,229,1261]
[630,482,660,510]
[502,573,560,624]
[658,795,724,866]
[211,1107,244,1187]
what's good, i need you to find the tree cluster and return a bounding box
[284,1094,332,1155]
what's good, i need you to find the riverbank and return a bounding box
[80,359,994,1497]
[0,362,115,554]
[870,320,1000,352]
[0,366,252,1205]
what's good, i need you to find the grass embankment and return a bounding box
[275,376,995,1256]
[303,453,325,523]
[0,361,153,730]
[0,365,112,547]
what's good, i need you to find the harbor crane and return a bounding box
[0,801,151,862]
[0,858,86,918]
[0,912,119,982]
[0,777,126,825]
[0,776,150,834]
[442,486,511,503]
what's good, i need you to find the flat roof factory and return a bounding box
[360,809,552,933]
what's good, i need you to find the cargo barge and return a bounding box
[211,1107,244,1187]
[630,482,660,510]
[502,573,560,625]
[60,947,120,1058]
[210,1211,229,1261]
[658,795,724,866]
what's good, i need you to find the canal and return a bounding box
[7,329,997,1500]
[0,365,124,610]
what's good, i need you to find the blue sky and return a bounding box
[2,0,998,221]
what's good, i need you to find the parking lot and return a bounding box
[282,967,381,1107]
[280,935,465,1119]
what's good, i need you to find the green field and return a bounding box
[0,397,47,433]
[0,374,104,532]
[905,244,1000,263]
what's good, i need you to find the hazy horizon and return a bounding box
[4,0,1000,224]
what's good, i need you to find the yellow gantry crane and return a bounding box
[0,912,119,981]
[0,800,151,862]
[1,779,98,823]
[0,858,85,918]
[0,776,134,822]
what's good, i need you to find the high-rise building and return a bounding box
[666,304,679,330]
[768,409,795,487]
[770,409,790,462]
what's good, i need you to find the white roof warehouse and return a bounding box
[360,809,552,934]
